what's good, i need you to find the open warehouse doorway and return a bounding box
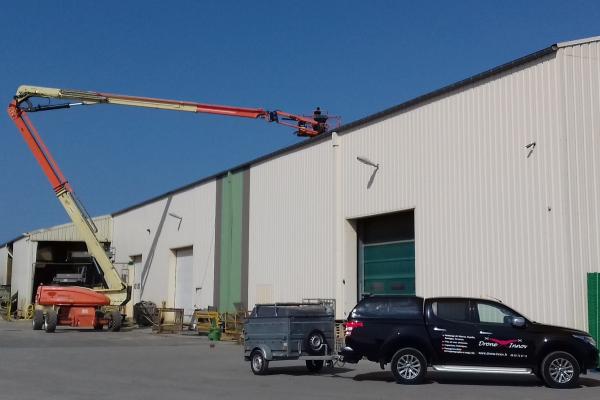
[33,241,111,302]
[357,210,415,299]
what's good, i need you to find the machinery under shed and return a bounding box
[4,216,115,315]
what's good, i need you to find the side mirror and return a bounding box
[511,316,526,328]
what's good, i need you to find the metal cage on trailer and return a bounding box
[243,301,342,375]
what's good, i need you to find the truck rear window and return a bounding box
[431,300,469,322]
[351,297,423,319]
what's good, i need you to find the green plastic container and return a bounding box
[208,320,221,341]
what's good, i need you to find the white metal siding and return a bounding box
[248,142,336,308]
[339,43,599,330]
[11,237,37,310]
[112,181,216,309]
[0,247,8,285]
[559,41,600,329]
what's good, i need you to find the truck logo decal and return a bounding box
[479,338,528,349]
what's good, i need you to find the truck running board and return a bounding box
[431,365,533,375]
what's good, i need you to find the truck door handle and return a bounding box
[433,327,446,332]
[479,331,492,335]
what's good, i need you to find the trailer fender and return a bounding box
[251,345,273,361]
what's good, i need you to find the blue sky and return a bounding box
[1,1,599,242]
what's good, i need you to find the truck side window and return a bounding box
[475,302,514,325]
[431,300,469,322]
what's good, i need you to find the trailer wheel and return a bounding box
[44,309,57,333]
[108,311,122,332]
[32,310,44,330]
[250,350,269,375]
[306,360,324,373]
[305,330,326,355]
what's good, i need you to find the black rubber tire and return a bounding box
[250,350,269,375]
[390,348,427,385]
[305,360,324,373]
[32,310,44,330]
[44,309,57,333]
[541,351,580,388]
[109,311,122,332]
[305,330,326,355]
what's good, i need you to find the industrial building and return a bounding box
[2,36,599,333]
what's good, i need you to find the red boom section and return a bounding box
[7,102,70,193]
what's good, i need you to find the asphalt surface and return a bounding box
[1,319,599,400]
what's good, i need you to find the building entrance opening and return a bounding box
[174,247,194,319]
[357,210,415,298]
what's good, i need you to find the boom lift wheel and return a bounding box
[44,309,57,333]
[32,310,44,330]
[108,311,122,332]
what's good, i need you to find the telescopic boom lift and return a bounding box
[7,85,330,332]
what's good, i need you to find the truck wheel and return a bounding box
[44,309,57,333]
[32,310,44,330]
[306,360,324,373]
[391,348,427,384]
[305,330,326,354]
[541,351,580,388]
[108,311,122,332]
[250,350,269,375]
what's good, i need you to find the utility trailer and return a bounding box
[243,302,338,375]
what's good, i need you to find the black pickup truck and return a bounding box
[341,296,598,388]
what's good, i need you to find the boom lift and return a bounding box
[8,85,330,332]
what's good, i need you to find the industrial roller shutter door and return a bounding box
[175,247,194,318]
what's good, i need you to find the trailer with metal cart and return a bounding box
[243,302,339,375]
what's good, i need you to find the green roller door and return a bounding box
[361,240,415,296]
[589,273,599,346]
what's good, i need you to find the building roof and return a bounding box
[0,215,112,247]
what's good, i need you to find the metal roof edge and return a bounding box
[23,215,112,236]
[111,39,565,217]
[333,44,558,135]
[557,36,600,48]
[0,234,25,248]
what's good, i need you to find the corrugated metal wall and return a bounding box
[112,182,216,309]
[248,141,336,307]
[338,41,600,329]
[11,237,37,310]
[559,40,600,329]
[0,246,8,285]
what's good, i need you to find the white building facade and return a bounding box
[4,37,600,331]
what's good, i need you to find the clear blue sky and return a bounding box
[1,1,599,242]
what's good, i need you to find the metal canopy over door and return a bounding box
[358,210,415,298]
[174,247,194,318]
